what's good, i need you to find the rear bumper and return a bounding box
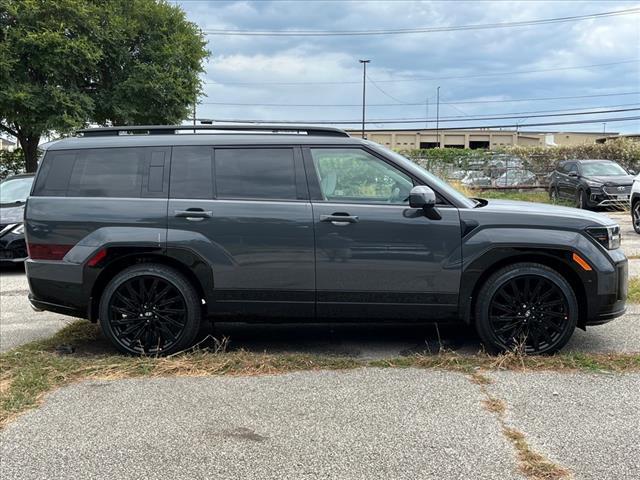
[25,259,89,319]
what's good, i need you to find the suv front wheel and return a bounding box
[475,262,578,355]
[99,264,202,355]
[632,199,640,234]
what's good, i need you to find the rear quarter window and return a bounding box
[33,147,166,198]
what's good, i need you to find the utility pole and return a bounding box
[425,98,429,129]
[359,59,370,140]
[193,99,197,133]
[435,86,441,147]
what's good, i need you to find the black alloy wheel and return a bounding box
[475,263,577,355]
[633,201,640,234]
[99,264,201,355]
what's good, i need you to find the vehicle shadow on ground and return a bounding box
[203,321,483,359]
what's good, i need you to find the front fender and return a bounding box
[459,227,614,325]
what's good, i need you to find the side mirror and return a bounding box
[629,169,636,175]
[568,171,578,177]
[409,185,436,209]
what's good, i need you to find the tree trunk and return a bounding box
[17,134,41,173]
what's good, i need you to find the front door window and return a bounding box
[310,148,413,204]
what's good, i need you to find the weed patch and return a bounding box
[1,321,639,429]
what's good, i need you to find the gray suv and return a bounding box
[25,125,628,355]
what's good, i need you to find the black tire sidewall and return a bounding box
[475,263,578,355]
[633,201,640,234]
[99,264,201,355]
[577,189,588,209]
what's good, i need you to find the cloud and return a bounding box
[181,0,640,133]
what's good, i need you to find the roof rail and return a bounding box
[77,124,350,138]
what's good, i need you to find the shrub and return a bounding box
[0,149,25,180]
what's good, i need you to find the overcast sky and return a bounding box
[177,0,640,134]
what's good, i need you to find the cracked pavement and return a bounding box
[1,212,639,479]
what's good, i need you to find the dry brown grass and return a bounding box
[503,426,572,480]
[1,321,639,430]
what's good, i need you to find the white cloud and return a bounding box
[181,0,640,133]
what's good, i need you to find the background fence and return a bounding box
[403,138,640,191]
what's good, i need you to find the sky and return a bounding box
[175,0,640,134]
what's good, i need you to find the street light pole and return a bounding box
[435,86,441,147]
[359,59,370,139]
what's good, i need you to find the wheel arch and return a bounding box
[88,247,214,322]
[461,248,589,329]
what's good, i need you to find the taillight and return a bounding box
[27,243,73,260]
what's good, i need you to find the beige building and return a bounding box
[0,138,17,152]
[346,128,619,150]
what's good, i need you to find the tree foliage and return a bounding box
[0,0,209,171]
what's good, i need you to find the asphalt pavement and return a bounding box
[1,210,639,480]
[0,265,71,352]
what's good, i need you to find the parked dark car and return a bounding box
[25,125,627,356]
[0,173,34,263]
[549,159,635,209]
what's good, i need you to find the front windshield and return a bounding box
[581,161,627,176]
[0,176,34,205]
[369,143,477,208]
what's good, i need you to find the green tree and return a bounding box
[0,0,208,172]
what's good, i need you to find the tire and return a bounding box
[99,264,201,355]
[475,262,578,355]
[632,199,640,234]
[576,189,588,209]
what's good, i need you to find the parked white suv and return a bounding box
[631,174,640,233]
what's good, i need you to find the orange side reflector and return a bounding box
[572,253,592,271]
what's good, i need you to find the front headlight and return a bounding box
[586,180,603,188]
[586,225,621,250]
[12,224,24,235]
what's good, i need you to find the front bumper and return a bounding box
[589,191,631,208]
[0,230,27,263]
[585,255,627,326]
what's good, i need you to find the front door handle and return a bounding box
[174,209,212,221]
[320,213,359,225]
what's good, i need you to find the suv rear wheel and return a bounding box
[99,264,201,355]
[475,262,578,355]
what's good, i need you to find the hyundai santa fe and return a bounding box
[24,125,628,355]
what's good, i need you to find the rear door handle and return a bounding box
[320,213,359,225]
[174,209,212,221]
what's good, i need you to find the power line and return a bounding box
[366,75,411,104]
[194,108,640,125]
[198,103,640,120]
[190,116,640,130]
[201,8,639,36]
[203,60,638,86]
[198,91,640,107]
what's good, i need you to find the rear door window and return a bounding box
[214,148,297,200]
[170,146,214,199]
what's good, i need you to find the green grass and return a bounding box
[474,190,554,204]
[628,277,640,303]
[2,321,639,430]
